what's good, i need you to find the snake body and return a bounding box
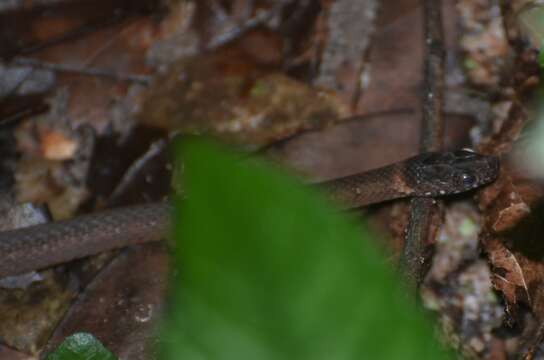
[324,149,499,208]
[0,150,498,278]
[0,203,169,277]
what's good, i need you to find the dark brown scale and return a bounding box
[322,163,411,209]
[0,202,169,277]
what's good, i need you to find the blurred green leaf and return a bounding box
[45,333,117,360]
[159,138,454,359]
[515,85,544,178]
[517,2,544,49]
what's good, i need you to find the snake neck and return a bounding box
[320,163,412,209]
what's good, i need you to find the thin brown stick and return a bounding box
[400,0,445,288]
[205,5,280,51]
[419,0,445,152]
[11,57,152,84]
[522,322,544,360]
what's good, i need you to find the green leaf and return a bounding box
[517,2,544,50]
[160,138,454,359]
[45,333,117,360]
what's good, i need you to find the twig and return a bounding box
[419,0,445,152]
[205,3,286,51]
[109,139,167,204]
[10,57,151,85]
[400,0,445,288]
[522,320,544,359]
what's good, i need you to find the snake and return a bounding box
[0,149,498,278]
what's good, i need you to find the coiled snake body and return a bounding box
[0,149,498,277]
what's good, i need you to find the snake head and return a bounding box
[407,149,500,197]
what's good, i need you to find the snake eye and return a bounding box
[453,150,476,159]
[460,173,477,187]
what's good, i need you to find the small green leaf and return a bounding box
[46,333,117,360]
[160,138,454,359]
